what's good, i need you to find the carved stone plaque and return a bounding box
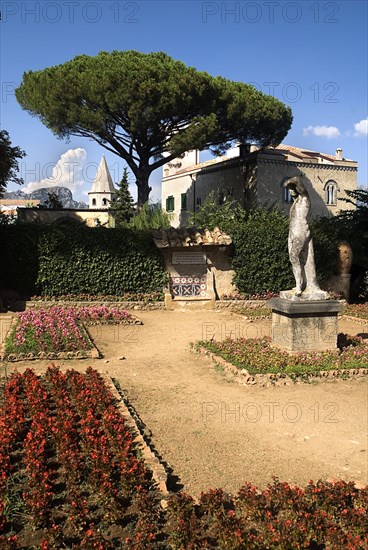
[172,251,206,265]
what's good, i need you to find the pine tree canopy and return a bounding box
[16,50,292,206]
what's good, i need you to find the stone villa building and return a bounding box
[161,144,358,227]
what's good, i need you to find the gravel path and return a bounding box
[3,309,367,497]
[91,310,368,497]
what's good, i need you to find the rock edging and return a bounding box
[100,372,168,497]
[342,315,368,325]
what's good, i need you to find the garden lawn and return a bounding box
[197,334,368,376]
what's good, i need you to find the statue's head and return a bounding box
[283,176,307,196]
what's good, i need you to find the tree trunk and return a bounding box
[136,170,152,209]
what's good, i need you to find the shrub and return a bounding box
[0,225,167,297]
[230,209,339,294]
[231,209,293,294]
[128,201,173,229]
[187,190,245,233]
[0,224,47,295]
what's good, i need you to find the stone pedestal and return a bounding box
[267,298,344,352]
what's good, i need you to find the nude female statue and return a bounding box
[284,176,328,298]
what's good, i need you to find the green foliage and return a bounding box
[0,212,16,225]
[310,217,340,282]
[187,191,245,232]
[337,188,368,268]
[0,129,26,196]
[230,209,338,294]
[0,224,47,295]
[0,225,167,296]
[128,202,172,229]
[231,209,293,294]
[110,167,136,226]
[16,50,292,206]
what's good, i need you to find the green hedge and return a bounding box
[0,225,167,297]
[230,210,338,294]
[0,213,338,298]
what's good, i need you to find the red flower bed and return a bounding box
[1,367,367,549]
[167,482,368,549]
[0,366,162,549]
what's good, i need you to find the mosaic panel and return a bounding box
[170,275,207,298]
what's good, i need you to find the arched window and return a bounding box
[281,179,293,203]
[102,198,107,206]
[92,198,96,206]
[324,180,339,205]
[283,186,293,203]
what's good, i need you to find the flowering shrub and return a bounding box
[198,334,368,375]
[0,366,162,548]
[68,305,137,323]
[4,306,137,356]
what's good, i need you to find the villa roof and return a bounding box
[153,227,232,248]
[271,144,354,162]
[89,156,116,194]
[163,144,356,178]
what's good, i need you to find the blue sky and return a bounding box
[1,0,367,202]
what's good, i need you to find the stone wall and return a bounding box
[17,208,111,227]
[159,246,236,301]
[257,159,357,218]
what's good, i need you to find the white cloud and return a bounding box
[24,148,87,196]
[354,117,368,136]
[303,125,341,139]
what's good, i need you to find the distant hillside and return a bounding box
[3,187,88,209]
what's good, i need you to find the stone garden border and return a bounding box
[194,345,368,387]
[342,315,368,325]
[99,372,169,498]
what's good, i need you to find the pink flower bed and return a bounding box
[4,306,136,356]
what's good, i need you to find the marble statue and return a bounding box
[281,176,329,300]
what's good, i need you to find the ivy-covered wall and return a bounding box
[0,226,167,297]
[0,215,338,298]
[230,210,338,294]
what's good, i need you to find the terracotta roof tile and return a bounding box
[274,144,354,162]
[152,227,232,248]
[163,144,356,179]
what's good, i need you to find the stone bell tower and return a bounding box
[88,156,116,209]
